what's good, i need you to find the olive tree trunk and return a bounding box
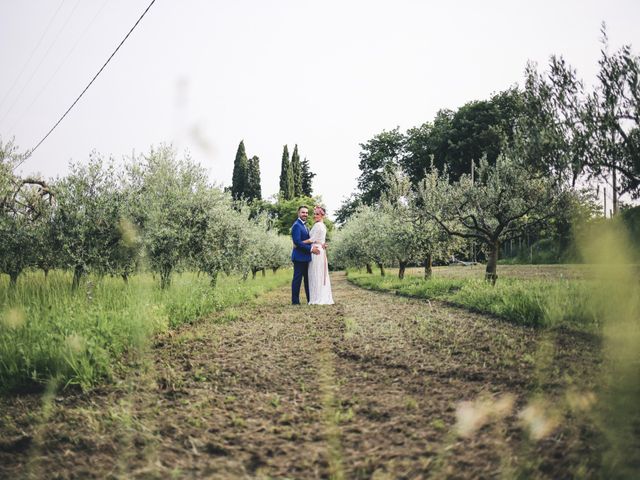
[398,260,407,280]
[210,271,218,288]
[160,267,172,289]
[72,265,85,290]
[485,240,500,285]
[424,253,433,280]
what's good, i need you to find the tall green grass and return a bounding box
[347,270,602,330]
[0,269,290,392]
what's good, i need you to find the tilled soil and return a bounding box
[0,272,601,479]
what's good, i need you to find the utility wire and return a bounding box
[0,0,82,127]
[15,0,158,170]
[9,0,111,135]
[0,0,66,114]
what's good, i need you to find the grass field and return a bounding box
[347,264,637,331]
[0,269,291,392]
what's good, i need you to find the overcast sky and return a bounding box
[1,0,639,215]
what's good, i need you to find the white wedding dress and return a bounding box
[308,221,334,305]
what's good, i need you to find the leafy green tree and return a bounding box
[246,155,262,202]
[380,171,423,279]
[231,140,248,201]
[264,231,292,273]
[291,144,302,197]
[519,59,591,188]
[383,170,455,279]
[135,145,210,289]
[31,199,59,278]
[331,205,393,275]
[356,127,405,205]
[54,154,124,289]
[195,192,250,287]
[522,28,640,211]
[334,193,362,225]
[402,89,524,184]
[1,139,58,284]
[418,156,561,284]
[267,196,332,235]
[279,145,294,200]
[0,215,36,286]
[301,157,315,197]
[588,31,640,205]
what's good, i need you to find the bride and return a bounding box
[303,206,334,305]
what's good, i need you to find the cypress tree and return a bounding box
[291,144,302,197]
[301,157,316,196]
[279,145,294,200]
[246,156,262,201]
[231,140,248,200]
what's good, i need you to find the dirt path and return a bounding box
[0,273,600,479]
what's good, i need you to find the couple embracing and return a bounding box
[291,205,334,305]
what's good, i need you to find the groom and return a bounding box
[291,205,320,304]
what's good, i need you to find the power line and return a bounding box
[15,0,158,170]
[0,0,82,128]
[0,0,66,115]
[8,0,111,135]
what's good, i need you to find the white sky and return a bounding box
[1,0,639,215]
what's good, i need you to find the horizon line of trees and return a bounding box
[333,26,640,282]
[337,26,638,225]
[1,141,292,289]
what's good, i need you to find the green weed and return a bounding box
[0,269,290,392]
[347,269,603,330]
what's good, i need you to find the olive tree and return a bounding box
[239,214,285,280]
[419,156,561,284]
[381,170,454,279]
[264,231,292,274]
[54,154,126,289]
[521,29,640,212]
[195,195,252,287]
[331,205,394,275]
[0,139,54,285]
[133,145,211,289]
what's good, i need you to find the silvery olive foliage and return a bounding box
[418,155,561,283]
[54,153,129,288]
[1,142,290,288]
[521,29,640,204]
[131,146,213,288]
[1,138,54,285]
[381,170,454,279]
[331,205,394,275]
[332,170,454,279]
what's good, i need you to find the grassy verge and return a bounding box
[347,269,602,330]
[0,269,291,392]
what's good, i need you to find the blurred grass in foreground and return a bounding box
[0,270,290,392]
[580,220,640,476]
[350,222,639,476]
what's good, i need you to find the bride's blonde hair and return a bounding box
[314,205,326,216]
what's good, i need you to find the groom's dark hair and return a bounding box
[297,205,308,212]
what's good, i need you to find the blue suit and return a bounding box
[291,218,312,304]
